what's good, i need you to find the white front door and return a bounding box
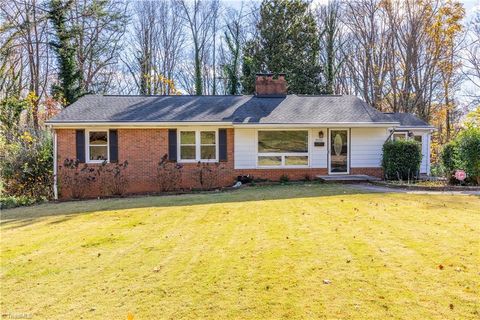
[329,129,349,174]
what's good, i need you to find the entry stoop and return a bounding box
[316,174,381,182]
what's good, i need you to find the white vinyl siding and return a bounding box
[350,128,389,168]
[309,128,327,168]
[234,128,257,168]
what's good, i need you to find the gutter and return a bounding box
[45,121,234,128]
[46,121,401,128]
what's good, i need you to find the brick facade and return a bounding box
[55,128,382,199]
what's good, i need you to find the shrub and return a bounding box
[156,154,183,192]
[194,161,226,190]
[0,130,53,200]
[59,158,99,199]
[440,126,480,185]
[456,127,480,185]
[430,163,446,178]
[98,160,129,196]
[382,139,422,181]
[441,141,459,174]
[0,195,40,209]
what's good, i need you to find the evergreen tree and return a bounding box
[223,20,242,95]
[49,0,82,105]
[318,0,341,94]
[241,0,322,94]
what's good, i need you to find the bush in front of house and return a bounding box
[156,154,183,192]
[382,139,422,181]
[59,159,130,198]
[0,130,53,202]
[442,126,480,185]
[97,160,129,196]
[59,158,99,199]
[194,161,226,190]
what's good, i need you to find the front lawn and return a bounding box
[1,184,479,319]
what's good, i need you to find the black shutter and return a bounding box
[109,130,118,163]
[219,128,227,162]
[76,129,85,163]
[168,129,177,161]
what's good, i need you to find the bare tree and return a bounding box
[463,11,480,106]
[341,0,392,110]
[316,0,344,94]
[0,0,51,129]
[125,0,184,95]
[219,6,246,95]
[71,0,128,94]
[177,0,219,95]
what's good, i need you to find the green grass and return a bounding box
[1,183,479,319]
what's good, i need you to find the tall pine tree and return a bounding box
[49,0,82,105]
[241,0,322,94]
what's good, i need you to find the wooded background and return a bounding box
[1,0,479,147]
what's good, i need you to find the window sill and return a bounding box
[178,159,219,163]
[256,165,310,169]
[86,160,109,164]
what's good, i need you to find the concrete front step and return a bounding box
[316,174,381,182]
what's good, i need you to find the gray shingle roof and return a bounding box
[383,113,432,128]
[47,94,406,125]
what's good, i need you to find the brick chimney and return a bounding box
[255,73,287,97]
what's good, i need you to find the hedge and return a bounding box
[382,139,422,181]
[443,127,480,185]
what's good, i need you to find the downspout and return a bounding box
[53,128,58,200]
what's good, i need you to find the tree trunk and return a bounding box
[194,43,202,95]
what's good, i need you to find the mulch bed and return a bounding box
[372,181,480,192]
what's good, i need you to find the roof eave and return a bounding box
[392,126,436,131]
[46,121,234,128]
[46,121,402,128]
[232,122,400,128]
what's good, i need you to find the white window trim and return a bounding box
[392,132,408,141]
[86,129,110,163]
[256,129,310,168]
[177,129,219,163]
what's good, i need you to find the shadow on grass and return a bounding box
[1,183,373,227]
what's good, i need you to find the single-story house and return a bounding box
[46,74,434,199]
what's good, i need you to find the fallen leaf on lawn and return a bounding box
[438,264,444,270]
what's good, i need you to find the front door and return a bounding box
[329,129,349,174]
